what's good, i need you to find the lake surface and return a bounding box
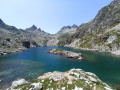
[0,47,120,89]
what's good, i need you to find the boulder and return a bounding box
[111,50,120,55]
[106,35,117,44]
[29,82,42,90]
[7,79,28,90]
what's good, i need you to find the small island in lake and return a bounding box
[48,49,83,60]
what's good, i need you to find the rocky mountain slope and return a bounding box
[0,19,53,55]
[25,25,52,47]
[58,0,120,55]
[7,69,112,90]
[0,18,77,55]
[56,25,78,46]
[47,25,78,46]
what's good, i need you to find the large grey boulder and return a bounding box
[29,82,42,90]
[106,35,117,44]
[7,79,28,90]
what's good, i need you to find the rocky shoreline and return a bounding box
[65,45,120,56]
[79,48,120,56]
[7,68,112,90]
[1,46,120,58]
[48,49,83,60]
[0,48,27,56]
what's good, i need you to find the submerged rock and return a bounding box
[48,49,83,60]
[10,69,113,90]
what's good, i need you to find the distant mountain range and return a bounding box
[0,18,77,55]
[57,24,78,35]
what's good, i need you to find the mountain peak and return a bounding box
[61,24,78,31]
[30,25,37,30]
[37,28,41,31]
[71,24,78,28]
[26,25,38,31]
[57,24,78,35]
[61,26,71,30]
[0,18,3,23]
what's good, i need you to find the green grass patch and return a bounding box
[55,49,63,51]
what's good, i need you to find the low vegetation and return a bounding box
[9,69,112,90]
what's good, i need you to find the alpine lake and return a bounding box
[0,47,120,89]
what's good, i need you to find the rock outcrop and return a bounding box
[8,69,112,90]
[48,49,83,60]
[7,79,28,90]
[29,82,42,90]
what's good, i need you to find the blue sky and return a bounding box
[0,0,113,34]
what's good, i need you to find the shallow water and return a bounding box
[0,47,120,89]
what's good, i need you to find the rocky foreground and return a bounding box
[7,68,112,90]
[48,49,83,60]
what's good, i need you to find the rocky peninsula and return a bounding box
[7,68,112,90]
[48,49,83,60]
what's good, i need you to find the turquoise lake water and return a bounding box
[0,47,120,89]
